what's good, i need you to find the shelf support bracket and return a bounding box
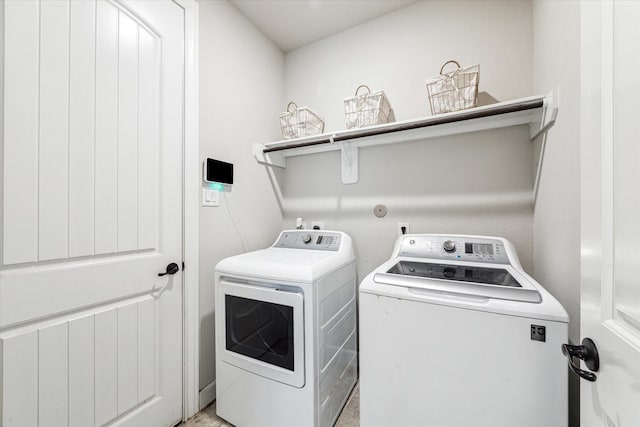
[254,143,286,168]
[530,88,559,200]
[332,135,358,184]
[530,88,559,140]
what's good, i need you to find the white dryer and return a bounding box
[359,234,569,427]
[215,230,357,427]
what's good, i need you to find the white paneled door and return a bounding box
[0,1,185,426]
[581,1,640,426]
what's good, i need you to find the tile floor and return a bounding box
[182,383,360,427]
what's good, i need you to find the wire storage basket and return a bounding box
[426,60,480,115]
[344,85,395,129]
[279,102,325,139]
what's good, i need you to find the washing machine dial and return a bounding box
[443,267,457,278]
[442,240,456,253]
[303,234,313,244]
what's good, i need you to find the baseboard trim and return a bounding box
[199,380,216,410]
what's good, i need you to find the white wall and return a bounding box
[198,0,284,395]
[532,1,580,426]
[280,128,535,280]
[279,0,536,281]
[285,0,533,131]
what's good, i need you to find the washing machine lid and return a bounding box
[215,231,354,283]
[362,234,568,322]
[373,258,542,303]
[387,260,522,287]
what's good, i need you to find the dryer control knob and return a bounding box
[443,240,456,253]
[303,234,313,244]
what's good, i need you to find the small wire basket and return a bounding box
[426,60,480,115]
[344,85,395,129]
[279,102,325,139]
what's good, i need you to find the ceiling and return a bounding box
[229,0,418,52]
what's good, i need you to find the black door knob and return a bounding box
[158,262,180,277]
[561,338,599,382]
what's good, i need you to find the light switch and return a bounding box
[202,188,219,207]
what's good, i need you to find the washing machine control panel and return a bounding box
[398,236,510,264]
[274,231,342,251]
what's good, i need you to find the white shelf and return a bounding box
[254,91,558,188]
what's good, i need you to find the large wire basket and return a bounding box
[426,60,480,115]
[344,85,395,129]
[279,102,325,139]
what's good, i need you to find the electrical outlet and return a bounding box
[310,221,324,230]
[398,222,410,237]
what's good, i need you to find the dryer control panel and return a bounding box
[274,231,342,251]
[397,235,510,264]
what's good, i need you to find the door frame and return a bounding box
[175,0,200,420]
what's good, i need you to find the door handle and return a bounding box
[561,338,599,382]
[158,262,180,277]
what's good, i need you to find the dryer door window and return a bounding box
[225,295,294,371]
[218,280,305,388]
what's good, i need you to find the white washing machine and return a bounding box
[359,234,569,427]
[215,230,357,427]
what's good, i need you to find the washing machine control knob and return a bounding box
[443,240,456,253]
[303,234,313,244]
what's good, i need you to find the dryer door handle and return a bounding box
[561,338,599,382]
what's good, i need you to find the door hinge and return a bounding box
[182,261,185,271]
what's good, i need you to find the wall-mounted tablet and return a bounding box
[204,158,233,185]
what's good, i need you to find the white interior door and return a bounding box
[0,0,185,426]
[580,1,640,426]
